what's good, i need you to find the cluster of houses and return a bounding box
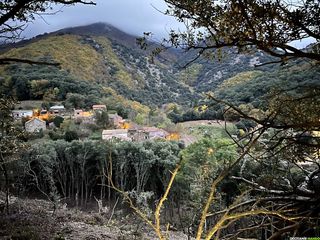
[12,105,67,133]
[12,104,178,142]
[73,105,124,128]
[12,104,124,133]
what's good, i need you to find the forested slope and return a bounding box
[0,22,280,110]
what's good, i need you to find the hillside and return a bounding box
[0,23,196,108]
[214,61,320,108]
[0,22,278,111]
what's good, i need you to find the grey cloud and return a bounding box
[23,0,184,39]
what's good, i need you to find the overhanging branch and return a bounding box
[0,57,60,66]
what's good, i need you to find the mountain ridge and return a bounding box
[0,22,279,112]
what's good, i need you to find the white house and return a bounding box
[102,129,131,141]
[142,127,169,140]
[49,105,65,115]
[12,110,33,119]
[25,118,46,133]
[92,105,107,111]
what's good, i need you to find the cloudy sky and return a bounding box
[23,0,184,40]
[21,0,314,48]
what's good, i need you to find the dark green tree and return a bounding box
[95,110,111,129]
[64,93,86,109]
[0,96,25,213]
[64,130,79,142]
[53,116,64,128]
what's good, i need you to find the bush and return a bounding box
[64,130,79,142]
[53,116,64,128]
[26,129,45,140]
[48,130,64,141]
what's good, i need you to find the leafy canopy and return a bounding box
[164,0,320,64]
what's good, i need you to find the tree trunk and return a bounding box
[0,151,9,214]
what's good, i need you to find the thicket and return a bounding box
[13,140,181,207]
[2,135,245,230]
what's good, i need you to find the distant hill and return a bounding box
[0,22,281,111]
[214,61,320,109]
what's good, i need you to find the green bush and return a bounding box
[64,130,79,142]
[48,130,64,140]
[53,116,64,128]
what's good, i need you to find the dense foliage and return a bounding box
[164,0,320,63]
[16,140,182,208]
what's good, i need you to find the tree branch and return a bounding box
[0,57,60,66]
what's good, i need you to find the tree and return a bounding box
[64,129,79,142]
[0,96,25,213]
[163,0,320,65]
[23,141,60,211]
[95,110,111,129]
[53,116,64,128]
[64,93,86,109]
[107,141,182,240]
[0,0,95,65]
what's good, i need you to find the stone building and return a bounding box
[25,118,46,132]
[102,129,131,141]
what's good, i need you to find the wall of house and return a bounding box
[25,120,46,132]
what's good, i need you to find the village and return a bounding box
[12,104,181,143]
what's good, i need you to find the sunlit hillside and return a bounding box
[0,23,278,109]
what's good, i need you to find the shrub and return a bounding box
[64,130,79,142]
[53,116,64,128]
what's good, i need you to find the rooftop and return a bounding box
[102,129,128,135]
[50,105,65,110]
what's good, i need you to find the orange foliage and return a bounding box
[32,109,50,121]
[166,132,180,141]
[80,111,93,117]
[120,121,131,129]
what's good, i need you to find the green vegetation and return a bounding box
[0,63,101,102]
[0,30,200,108]
[177,63,202,86]
[4,35,104,82]
[1,22,287,116]
[19,139,182,206]
[214,63,320,109]
[1,6,320,237]
[184,124,237,139]
[0,96,26,213]
[179,137,238,207]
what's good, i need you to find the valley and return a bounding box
[0,4,319,238]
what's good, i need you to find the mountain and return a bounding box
[0,22,277,112]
